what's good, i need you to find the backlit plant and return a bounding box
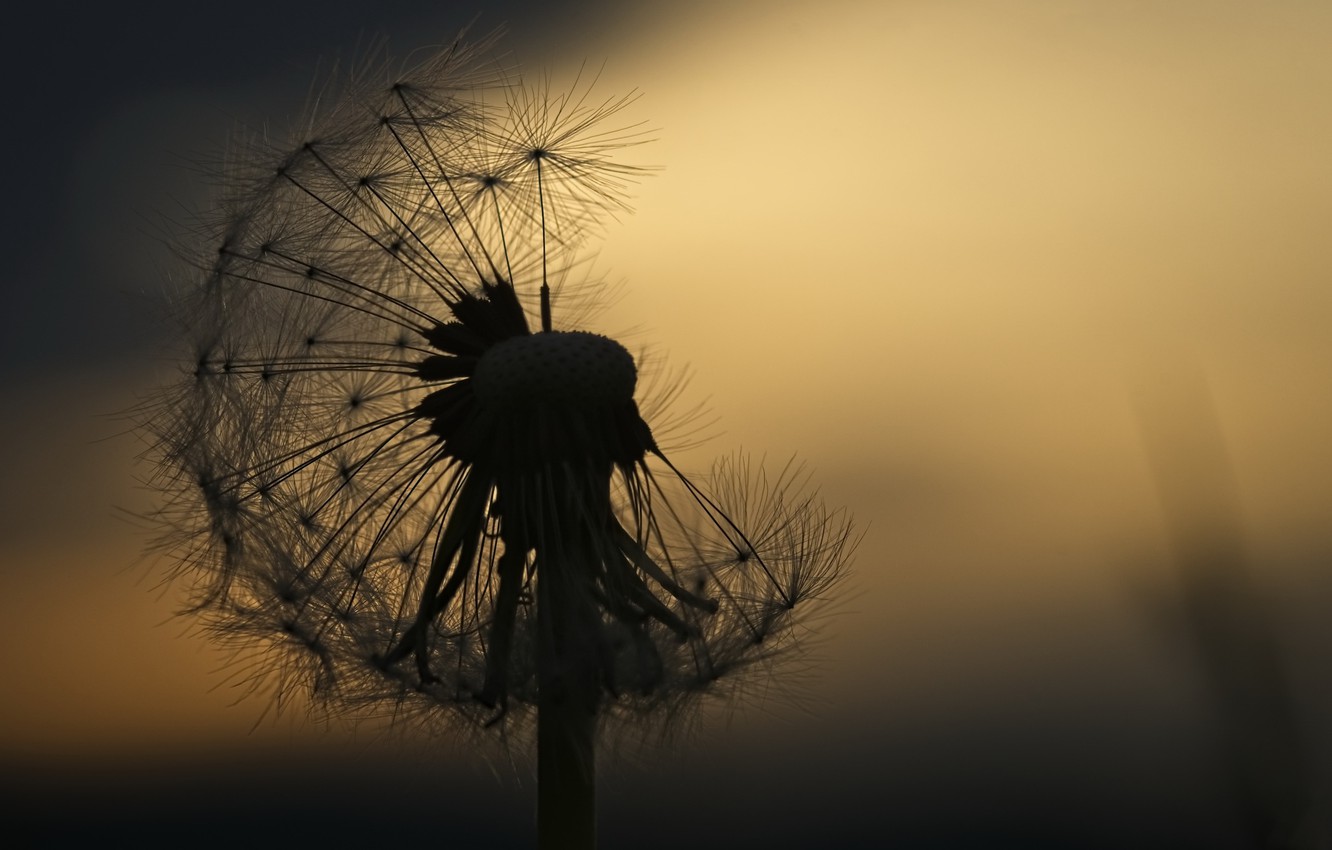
[141,33,853,849]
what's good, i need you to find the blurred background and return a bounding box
[2,0,1330,846]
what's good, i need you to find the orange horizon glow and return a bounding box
[5,1,1330,787]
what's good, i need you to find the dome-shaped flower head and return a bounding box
[143,34,853,751]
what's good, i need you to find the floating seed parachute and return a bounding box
[142,35,853,738]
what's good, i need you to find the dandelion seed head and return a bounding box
[137,33,854,750]
[471,332,636,411]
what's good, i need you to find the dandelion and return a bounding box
[141,32,853,849]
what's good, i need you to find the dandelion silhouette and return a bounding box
[142,33,852,849]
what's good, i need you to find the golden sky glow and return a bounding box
[4,2,1330,807]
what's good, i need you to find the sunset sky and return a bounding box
[3,1,1330,845]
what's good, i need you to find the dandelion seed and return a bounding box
[140,32,854,849]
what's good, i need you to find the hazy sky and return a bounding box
[3,1,1330,846]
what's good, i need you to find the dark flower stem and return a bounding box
[537,679,598,849]
[537,562,600,850]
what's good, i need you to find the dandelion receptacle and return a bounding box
[140,33,853,849]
